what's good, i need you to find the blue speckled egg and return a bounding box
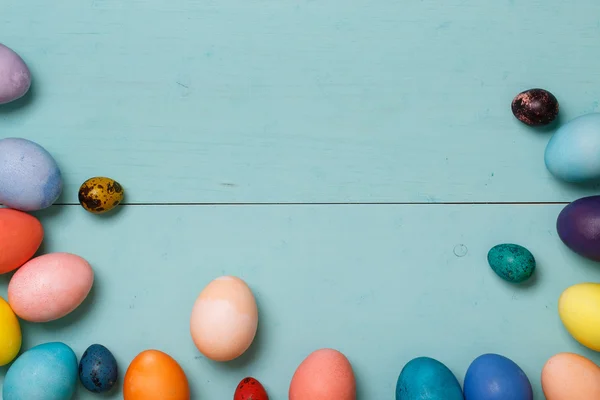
[79,344,119,393]
[545,113,600,182]
[464,353,532,400]
[0,137,63,211]
[2,342,78,400]
[396,356,464,400]
[487,243,536,283]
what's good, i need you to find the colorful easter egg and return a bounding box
[78,177,124,214]
[556,196,600,261]
[289,348,356,400]
[234,377,269,400]
[2,342,78,400]
[0,296,21,366]
[124,349,190,400]
[464,353,532,400]
[8,252,94,322]
[487,243,536,283]
[545,113,600,182]
[558,282,600,351]
[0,138,62,211]
[190,276,258,362]
[542,352,600,399]
[0,208,43,274]
[79,344,119,393]
[396,356,464,400]
[511,88,559,126]
[0,43,31,104]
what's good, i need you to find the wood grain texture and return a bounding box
[1,204,599,398]
[3,0,600,203]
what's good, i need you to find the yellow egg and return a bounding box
[78,177,124,214]
[0,296,22,366]
[559,282,600,351]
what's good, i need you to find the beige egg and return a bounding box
[542,352,600,399]
[190,276,258,362]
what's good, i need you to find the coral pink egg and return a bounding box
[0,208,43,274]
[542,352,600,399]
[8,252,94,322]
[289,348,356,400]
[190,276,258,362]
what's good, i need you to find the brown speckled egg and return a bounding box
[511,88,559,126]
[78,177,124,214]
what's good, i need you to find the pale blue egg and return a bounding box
[0,137,63,211]
[396,356,464,399]
[545,113,600,182]
[2,342,78,400]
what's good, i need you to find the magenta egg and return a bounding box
[557,196,600,261]
[0,43,31,104]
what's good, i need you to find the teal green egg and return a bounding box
[487,243,536,283]
[2,342,78,400]
[396,356,464,400]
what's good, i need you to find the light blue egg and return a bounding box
[396,356,464,400]
[0,137,63,211]
[545,113,600,182]
[2,342,78,400]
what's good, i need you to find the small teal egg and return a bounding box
[2,342,78,400]
[79,344,119,393]
[545,113,600,182]
[487,243,535,283]
[0,137,63,211]
[396,356,464,400]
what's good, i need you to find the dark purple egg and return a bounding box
[557,196,600,261]
[511,88,559,126]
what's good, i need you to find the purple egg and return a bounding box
[557,195,600,261]
[0,43,31,105]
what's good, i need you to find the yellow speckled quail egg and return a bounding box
[78,177,124,214]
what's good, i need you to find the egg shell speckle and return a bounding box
[234,377,269,400]
[511,88,559,126]
[78,176,124,214]
[0,137,63,211]
[557,196,600,261]
[0,43,31,104]
[396,357,464,400]
[542,353,600,399]
[2,342,78,400]
[8,252,94,322]
[79,344,119,393]
[487,243,536,283]
[289,348,356,400]
[190,276,258,362]
[464,353,532,400]
[0,208,43,274]
[545,112,600,182]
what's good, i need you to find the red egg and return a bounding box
[234,377,268,400]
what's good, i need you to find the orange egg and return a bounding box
[0,208,43,274]
[542,352,600,399]
[124,350,190,400]
[289,348,356,400]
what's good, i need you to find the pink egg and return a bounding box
[190,276,258,362]
[289,348,356,400]
[8,252,94,322]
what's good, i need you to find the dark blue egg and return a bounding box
[464,354,532,400]
[78,344,118,393]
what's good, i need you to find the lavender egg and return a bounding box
[557,196,600,261]
[0,138,63,211]
[0,43,31,105]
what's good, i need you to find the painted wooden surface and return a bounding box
[3,0,600,203]
[0,205,599,399]
[3,0,600,399]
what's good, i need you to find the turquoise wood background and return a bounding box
[2,0,600,398]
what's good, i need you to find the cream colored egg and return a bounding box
[190,276,258,362]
